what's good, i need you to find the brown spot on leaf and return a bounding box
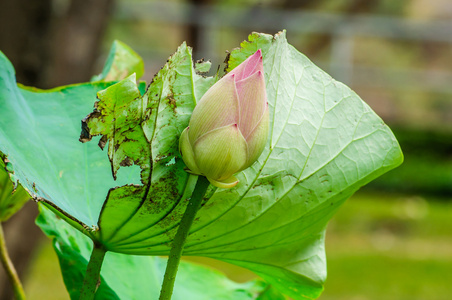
[119,157,133,167]
[167,94,177,114]
[223,51,231,73]
[98,135,108,150]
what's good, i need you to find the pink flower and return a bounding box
[179,50,269,188]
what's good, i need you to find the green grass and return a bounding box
[23,191,452,299]
[323,255,452,300]
[320,192,452,300]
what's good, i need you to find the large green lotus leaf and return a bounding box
[0,51,141,231]
[37,204,285,300]
[80,32,402,299]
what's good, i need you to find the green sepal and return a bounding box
[193,124,247,182]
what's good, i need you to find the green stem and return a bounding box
[0,222,26,300]
[79,244,107,300]
[159,176,210,300]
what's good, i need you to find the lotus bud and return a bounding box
[179,50,269,188]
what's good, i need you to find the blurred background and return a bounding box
[1,0,451,299]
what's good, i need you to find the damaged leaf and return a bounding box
[80,74,151,182]
[82,43,217,248]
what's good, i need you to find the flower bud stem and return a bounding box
[0,222,26,300]
[159,175,210,300]
[79,244,106,300]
